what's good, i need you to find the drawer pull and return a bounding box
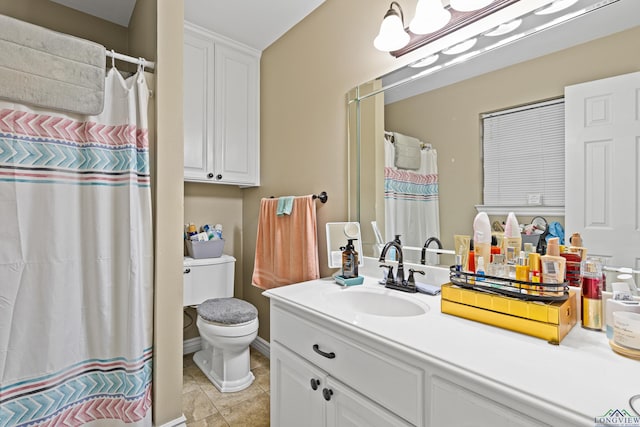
[310,378,320,390]
[184,268,191,274]
[313,344,335,359]
[322,388,333,401]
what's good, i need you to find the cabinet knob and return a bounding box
[310,378,320,391]
[184,268,191,274]
[207,173,214,179]
[216,174,223,180]
[322,388,333,401]
[312,344,336,359]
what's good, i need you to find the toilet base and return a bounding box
[193,346,255,393]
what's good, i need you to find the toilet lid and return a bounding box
[197,297,258,325]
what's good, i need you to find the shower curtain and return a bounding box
[0,67,153,426]
[384,137,440,263]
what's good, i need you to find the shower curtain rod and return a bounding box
[105,49,155,71]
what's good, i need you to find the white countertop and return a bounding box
[264,269,640,424]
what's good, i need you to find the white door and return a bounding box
[271,342,325,427]
[183,27,214,181]
[565,72,640,271]
[214,42,260,186]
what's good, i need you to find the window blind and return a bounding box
[482,99,565,209]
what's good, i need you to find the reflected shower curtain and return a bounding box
[384,137,440,263]
[0,67,153,426]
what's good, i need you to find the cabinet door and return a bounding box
[430,376,548,427]
[325,377,413,427]
[183,28,214,182]
[271,342,325,427]
[214,42,260,186]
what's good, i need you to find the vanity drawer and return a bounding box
[271,305,424,425]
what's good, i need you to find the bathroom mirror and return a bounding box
[326,222,365,269]
[348,0,639,265]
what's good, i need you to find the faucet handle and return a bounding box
[407,268,425,285]
[379,264,395,285]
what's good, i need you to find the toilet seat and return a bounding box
[197,297,258,324]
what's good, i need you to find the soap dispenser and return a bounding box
[342,239,359,279]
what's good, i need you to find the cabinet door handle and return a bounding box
[207,173,214,179]
[312,344,335,359]
[322,388,333,401]
[310,378,320,391]
[183,268,191,274]
[216,174,223,180]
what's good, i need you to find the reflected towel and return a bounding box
[393,132,421,170]
[276,196,294,216]
[252,196,320,290]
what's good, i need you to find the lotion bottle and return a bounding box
[541,237,566,295]
[473,212,492,275]
[502,212,522,258]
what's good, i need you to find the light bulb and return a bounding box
[374,5,410,51]
[409,0,451,35]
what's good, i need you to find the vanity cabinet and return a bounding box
[270,304,420,427]
[183,22,260,186]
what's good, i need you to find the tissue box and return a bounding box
[186,239,224,259]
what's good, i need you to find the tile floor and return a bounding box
[182,348,271,426]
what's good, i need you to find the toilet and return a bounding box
[184,255,259,392]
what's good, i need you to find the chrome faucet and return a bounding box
[420,237,443,265]
[379,235,417,293]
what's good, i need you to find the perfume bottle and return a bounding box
[581,257,603,331]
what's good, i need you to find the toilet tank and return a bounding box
[183,255,236,306]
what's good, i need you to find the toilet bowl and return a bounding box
[184,256,259,392]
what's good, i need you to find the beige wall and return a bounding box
[385,26,640,252]
[242,0,401,341]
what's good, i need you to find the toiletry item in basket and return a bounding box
[475,257,486,282]
[515,252,530,292]
[581,257,603,331]
[341,239,359,279]
[541,237,566,296]
[473,212,492,275]
[454,235,471,271]
[502,212,522,258]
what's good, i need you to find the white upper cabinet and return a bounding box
[183,22,260,186]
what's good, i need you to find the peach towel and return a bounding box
[252,195,320,290]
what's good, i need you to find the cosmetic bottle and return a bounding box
[528,252,541,283]
[341,239,359,279]
[488,254,505,278]
[541,237,566,296]
[473,212,492,275]
[581,257,603,330]
[475,256,486,282]
[515,252,530,292]
[502,212,522,258]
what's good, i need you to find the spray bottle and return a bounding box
[342,239,359,279]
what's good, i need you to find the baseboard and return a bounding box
[183,337,201,355]
[250,335,270,359]
[155,414,186,427]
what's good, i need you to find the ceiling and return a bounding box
[49,0,326,52]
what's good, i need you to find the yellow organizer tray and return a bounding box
[441,283,577,345]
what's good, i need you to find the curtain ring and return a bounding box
[110,49,116,69]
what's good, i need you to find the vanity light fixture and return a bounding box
[484,18,522,36]
[449,0,495,12]
[535,0,579,15]
[442,37,477,54]
[409,54,440,68]
[374,1,410,52]
[409,0,451,35]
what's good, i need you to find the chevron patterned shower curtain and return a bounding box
[0,68,153,426]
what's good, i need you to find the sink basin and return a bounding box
[326,288,429,317]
